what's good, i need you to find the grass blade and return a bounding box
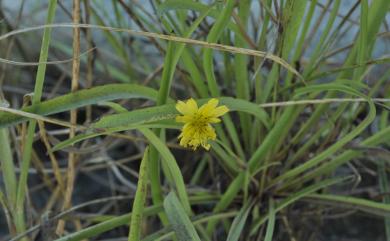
[263,199,275,241]
[0,129,17,206]
[378,158,390,241]
[54,206,163,241]
[207,173,244,233]
[139,128,191,214]
[128,147,150,241]
[163,192,201,241]
[250,176,349,235]
[286,125,390,187]
[272,84,376,187]
[14,1,57,237]
[0,84,160,128]
[226,199,253,241]
[305,194,390,216]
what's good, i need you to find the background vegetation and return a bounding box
[0,0,390,240]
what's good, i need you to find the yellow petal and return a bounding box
[179,138,189,147]
[208,117,221,123]
[206,125,217,140]
[176,98,198,115]
[207,98,219,108]
[211,105,229,117]
[186,98,198,113]
[199,98,219,114]
[176,101,190,115]
[203,143,211,150]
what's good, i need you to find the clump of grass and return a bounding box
[0,1,390,241]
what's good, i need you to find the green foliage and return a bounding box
[163,192,201,241]
[0,1,389,241]
[128,147,150,241]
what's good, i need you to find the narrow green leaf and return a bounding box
[303,0,341,78]
[142,211,238,241]
[51,120,180,153]
[207,173,244,233]
[98,101,128,113]
[139,128,191,214]
[272,84,376,186]
[203,0,234,97]
[164,192,201,241]
[128,147,150,241]
[0,129,17,205]
[234,0,251,148]
[51,95,270,152]
[378,159,390,241]
[149,39,176,226]
[306,194,390,216]
[0,84,160,128]
[264,199,275,241]
[54,206,163,241]
[157,0,245,46]
[280,0,307,60]
[286,125,390,188]
[354,0,368,79]
[250,177,348,235]
[248,106,295,172]
[53,196,221,241]
[14,1,57,237]
[285,0,317,85]
[92,97,269,129]
[226,200,253,241]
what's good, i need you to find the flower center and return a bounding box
[192,113,209,128]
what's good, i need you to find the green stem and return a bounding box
[14,0,57,238]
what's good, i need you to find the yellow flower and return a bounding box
[175,98,229,150]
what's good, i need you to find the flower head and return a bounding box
[175,98,229,150]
